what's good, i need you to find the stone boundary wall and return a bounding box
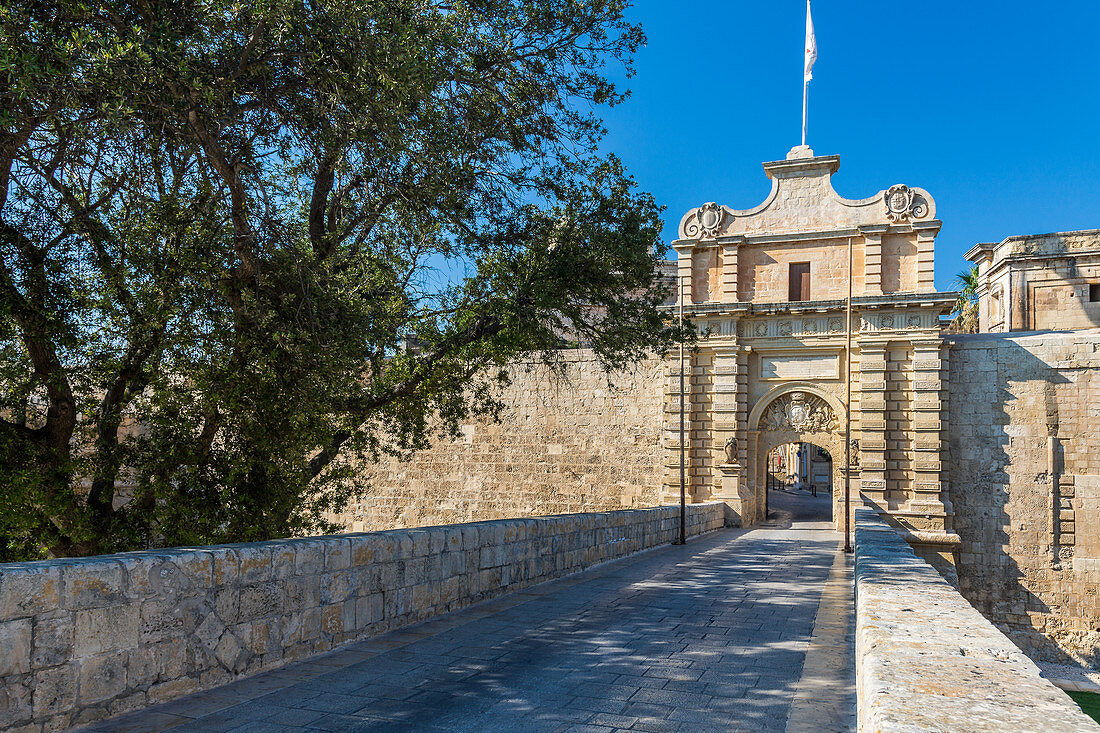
[854,506,1096,732]
[0,503,724,732]
[331,351,667,532]
[946,330,1100,664]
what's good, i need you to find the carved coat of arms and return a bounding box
[761,391,837,433]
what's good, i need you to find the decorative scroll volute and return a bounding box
[680,202,733,239]
[884,184,930,223]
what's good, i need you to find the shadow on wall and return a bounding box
[947,332,1093,666]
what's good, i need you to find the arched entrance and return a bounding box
[765,441,834,522]
[746,383,849,529]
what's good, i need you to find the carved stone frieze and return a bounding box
[858,311,933,332]
[739,317,844,339]
[761,391,838,434]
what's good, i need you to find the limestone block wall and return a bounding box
[947,330,1100,664]
[0,503,725,732]
[735,239,866,303]
[331,351,666,532]
[854,506,1096,732]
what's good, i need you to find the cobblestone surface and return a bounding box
[80,492,851,733]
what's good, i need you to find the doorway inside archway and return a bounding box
[765,441,833,523]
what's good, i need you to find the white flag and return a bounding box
[804,0,817,83]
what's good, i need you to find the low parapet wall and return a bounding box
[854,506,1097,731]
[0,502,724,732]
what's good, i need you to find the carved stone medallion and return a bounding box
[683,202,727,239]
[884,184,929,222]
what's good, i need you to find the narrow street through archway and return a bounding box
[80,514,854,733]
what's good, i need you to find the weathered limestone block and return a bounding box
[78,654,127,704]
[0,673,34,729]
[57,560,127,612]
[0,618,32,676]
[74,605,139,658]
[0,565,60,621]
[31,615,73,669]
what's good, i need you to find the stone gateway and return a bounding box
[662,144,957,569]
[336,147,1100,666]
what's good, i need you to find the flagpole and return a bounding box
[802,79,808,147]
[802,0,816,147]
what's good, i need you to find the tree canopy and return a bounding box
[0,0,679,560]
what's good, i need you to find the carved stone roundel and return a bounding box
[684,202,726,239]
[884,184,929,222]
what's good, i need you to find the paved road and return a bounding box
[82,491,853,733]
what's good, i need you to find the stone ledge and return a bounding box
[0,502,725,732]
[855,505,1098,732]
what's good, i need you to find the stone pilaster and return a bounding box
[736,347,750,468]
[914,223,938,293]
[674,244,693,307]
[710,347,741,522]
[1010,269,1027,331]
[861,227,887,296]
[689,350,714,500]
[857,340,889,507]
[721,239,742,303]
[910,339,946,515]
[661,352,692,505]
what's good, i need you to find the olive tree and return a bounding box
[0,0,678,559]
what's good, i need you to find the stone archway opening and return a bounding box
[746,384,850,530]
[765,441,834,523]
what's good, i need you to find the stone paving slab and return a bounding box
[78,493,849,733]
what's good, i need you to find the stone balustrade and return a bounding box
[854,506,1098,731]
[0,502,724,732]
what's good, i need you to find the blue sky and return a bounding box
[600,1,1100,290]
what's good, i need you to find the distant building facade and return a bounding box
[965,229,1100,332]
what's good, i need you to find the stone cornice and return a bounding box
[671,219,944,249]
[762,154,841,178]
[964,241,996,263]
[661,292,959,318]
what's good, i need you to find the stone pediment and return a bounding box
[677,146,936,240]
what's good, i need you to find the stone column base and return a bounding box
[714,463,755,527]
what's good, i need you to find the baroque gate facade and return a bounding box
[660,145,959,562]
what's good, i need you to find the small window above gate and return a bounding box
[789,262,811,301]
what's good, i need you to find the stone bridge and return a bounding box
[2,492,1095,732]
